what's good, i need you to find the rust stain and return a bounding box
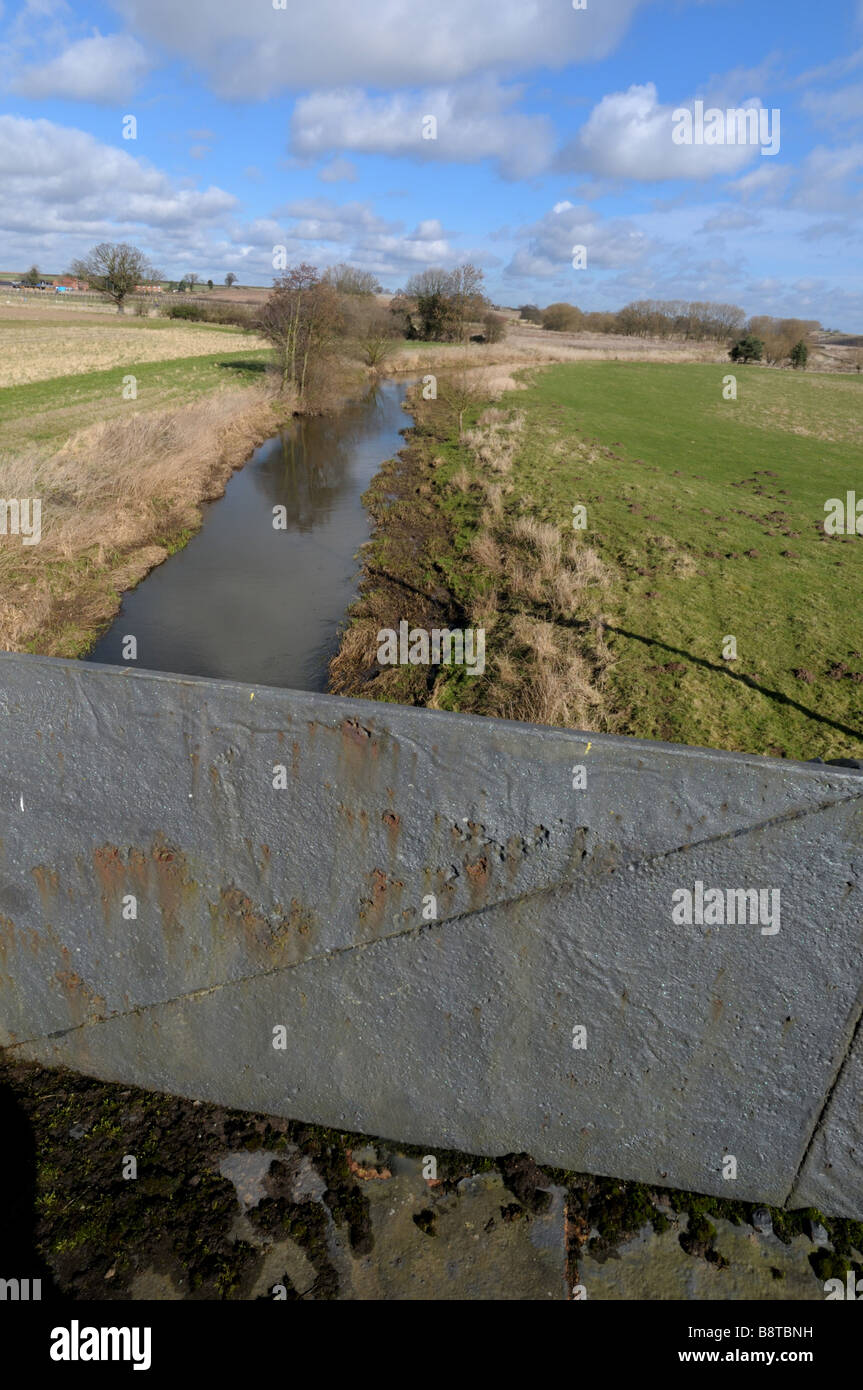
[31,864,60,916]
[0,913,15,967]
[292,740,300,779]
[358,866,405,931]
[92,838,197,940]
[53,966,107,1029]
[346,1150,392,1181]
[465,854,489,884]
[341,717,375,749]
[212,885,316,961]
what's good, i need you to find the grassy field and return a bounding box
[0,309,266,388]
[0,349,274,459]
[334,361,863,761]
[0,308,283,657]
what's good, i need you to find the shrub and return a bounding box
[541,302,583,333]
[482,311,506,344]
[161,300,253,327]
[729,334,764,364]
[790,340,809,370]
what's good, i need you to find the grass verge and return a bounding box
[331,361,863,760]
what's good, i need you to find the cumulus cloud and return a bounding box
[111,0,651,97]
[290,80,555,179]
[505,200,649,279]
[12,33,151,103]
[559,83,772,182]
[229,197,459,283]
[0,116,237,262]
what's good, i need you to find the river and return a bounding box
[85,377,412,691]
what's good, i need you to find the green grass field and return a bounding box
[440,361,863,759]
[0,348,274,456]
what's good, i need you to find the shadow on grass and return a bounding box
[216,358,269,373]
[606,623,863,747]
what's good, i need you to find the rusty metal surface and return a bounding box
[1,653,862,1214]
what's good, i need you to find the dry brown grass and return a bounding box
[0,318,266,387]
[455,405,617,730]
[0,384,289,654]
[386,322,728,380]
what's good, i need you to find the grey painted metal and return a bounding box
[1,652,861,1215]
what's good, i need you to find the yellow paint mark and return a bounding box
[585,742,592,753]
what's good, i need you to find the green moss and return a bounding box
[809,1248,851,1281]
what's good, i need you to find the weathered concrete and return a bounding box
[1,653,862,1214]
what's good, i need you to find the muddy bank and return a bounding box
[328,381,612,730]
[2,1057,859,1300]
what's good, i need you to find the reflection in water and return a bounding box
[86,378,412,692]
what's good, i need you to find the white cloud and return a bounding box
[227,197,461,284]
[729,162,792,202]
[791,143,863,213]
[110,0,652,97]
[290,80,555,179]
[505,200,649,279]
[318,156,358,183]
[698,207,760,233]
[0,116,237,273]
[559,83,767,182]
[12,33,151,103]
[801,83,863,127]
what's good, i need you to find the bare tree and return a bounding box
[68,243,161,313]
[401,264,487,342]
[322,263,381,295]
[224,272,237,287]
[256,265,344,399]
[446,263,486,342]
[440,369,480,439]
[186,273,200,292]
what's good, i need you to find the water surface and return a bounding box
[86,378,412,690]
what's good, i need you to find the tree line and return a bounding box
[520,298,821,367]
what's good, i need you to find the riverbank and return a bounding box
[0,382,297,658]
[330,360,863,760]
[328,376,616,732]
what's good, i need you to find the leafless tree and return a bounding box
[68,243,161,313]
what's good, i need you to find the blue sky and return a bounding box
[1,0,862,327]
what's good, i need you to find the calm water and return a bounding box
[86,378,412,691]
